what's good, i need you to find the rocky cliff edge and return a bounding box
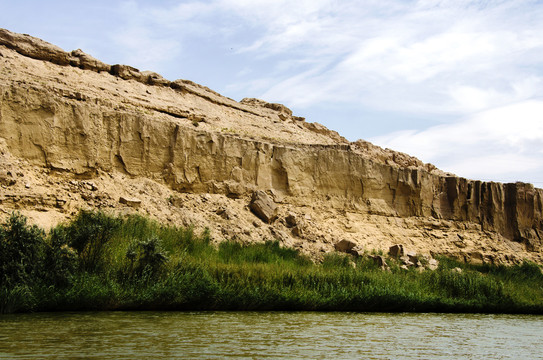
[1,28,542,265]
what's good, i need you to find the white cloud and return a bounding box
[446,154,541,180]
[229,0,543,116]
[448,85,508,112]
[147,2,215,24]
[370,100,543,183]
[95,0,543,183]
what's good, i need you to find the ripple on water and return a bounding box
[0,312,542,359]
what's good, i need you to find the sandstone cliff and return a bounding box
[1,28,541,264]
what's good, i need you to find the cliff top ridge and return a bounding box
[0,27,448,177]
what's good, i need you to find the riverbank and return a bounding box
[1,211,542,314]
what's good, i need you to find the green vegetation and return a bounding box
[1,211,542,314]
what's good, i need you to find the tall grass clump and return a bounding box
[51,210,121,273]
[218,240,311,267]
[0,210,542,314]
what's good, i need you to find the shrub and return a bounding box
[0,284,35,314]
[0,213,46,287]
[42,227,78,287]
[125,236,169,279]
[513,261,543,281]
[54,210,121,272]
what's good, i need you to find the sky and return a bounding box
[1,0,542,185]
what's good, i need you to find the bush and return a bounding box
[0,213,46,287]
[43,227,78,287]
[511,261,543,281]
[0,284,34,314]
[53,210,121,272]
[125,236,169,279]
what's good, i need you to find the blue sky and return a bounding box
[1,0,543,185]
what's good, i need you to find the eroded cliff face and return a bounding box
[1,28,541,264]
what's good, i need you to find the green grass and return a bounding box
[1,211,542,314]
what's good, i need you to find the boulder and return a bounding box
[0,170,16,186]
[291,225,303,237]
[407,252,419,266]
[427,258,439,271]
[389,244,404,258]
[216,207,234,220]
[82,181,98,191]
[119,196,142,208]
[110,64,143,82]
[349,246,365,257]
[55,197,68,209]
[249,191,277,223]
[269,189,284,203]
[285,212,297,228]
[469,251,484,265]
[70,49,110,72]
[334,239,357,253]
[141,71,170,86]
[400,255,415,267]
[0,28,71,65]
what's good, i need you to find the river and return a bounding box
[1,311,542,359]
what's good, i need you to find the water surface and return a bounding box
[1,311,542,359]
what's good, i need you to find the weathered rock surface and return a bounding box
[119,196,142,208]
[389,244,405,258]
[0,28,542,264]
[427,258,439,271]
[335,239,358,253]
[369,255,389,271]
[250,191,278,224]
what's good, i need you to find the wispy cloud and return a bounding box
[100,0,543,183]
[370,100,543,183]
[246,1,543,114]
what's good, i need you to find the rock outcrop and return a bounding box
[250,191,278,224]
[1,28,542,264]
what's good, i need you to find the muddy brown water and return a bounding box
[1,311,542,359]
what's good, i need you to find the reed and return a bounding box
[1,211,541,314]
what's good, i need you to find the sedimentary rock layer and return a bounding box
[1,28,541,262]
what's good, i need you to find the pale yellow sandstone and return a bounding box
[0,28,541,264]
